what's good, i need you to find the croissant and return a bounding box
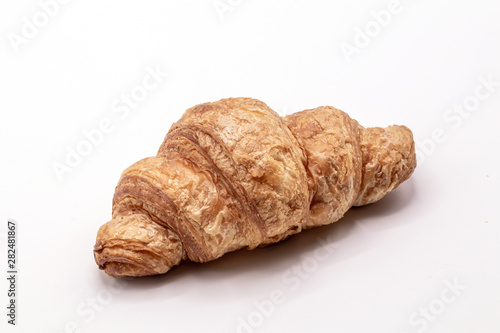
[94,97,416,277]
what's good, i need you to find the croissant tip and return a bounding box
[93,241,172,277]
[95,255,160,277]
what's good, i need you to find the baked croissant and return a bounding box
[94,97,416,277]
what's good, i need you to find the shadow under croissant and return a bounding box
[98,179,416,291]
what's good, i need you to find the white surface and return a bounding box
[1,1,499,332]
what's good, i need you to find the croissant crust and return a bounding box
[94,98,416,277]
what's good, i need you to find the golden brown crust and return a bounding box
[353,125,417,206]
[93,97,416,277]
[94,210,184,277]
[284,106,363,229]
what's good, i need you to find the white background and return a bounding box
[1,0,499,332]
